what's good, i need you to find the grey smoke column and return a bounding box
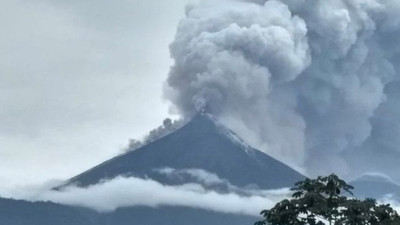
[165,0,400,180]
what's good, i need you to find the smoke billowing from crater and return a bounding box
[165,0,400,180]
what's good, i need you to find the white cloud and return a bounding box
[32,175,290,216]
[155,167,232,187]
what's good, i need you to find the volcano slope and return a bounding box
[63,113,305,189]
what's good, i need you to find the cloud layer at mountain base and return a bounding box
[4,169,400,217]
[30,169,290,216]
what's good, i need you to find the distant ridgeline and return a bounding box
[0,197,256,225]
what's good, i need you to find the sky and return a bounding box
[0,0,197,190]
[3,0,400,196]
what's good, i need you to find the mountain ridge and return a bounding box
[351,173,400,201]
[61,113,305,189]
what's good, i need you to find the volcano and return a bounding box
[63,113,305,189]
[2,114,307,225]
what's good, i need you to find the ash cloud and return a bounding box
[125,118,185,152]
[165,0,400,180]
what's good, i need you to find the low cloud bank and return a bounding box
[0,168,400,216]
[33,175,290,216]
[4,168,400,217]
[33,171,400,216]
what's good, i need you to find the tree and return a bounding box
[255,174,400,225]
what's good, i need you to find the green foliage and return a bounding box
[256,174,400,225]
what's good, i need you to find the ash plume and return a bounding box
[165,0,400,180]
[126,118,185,151]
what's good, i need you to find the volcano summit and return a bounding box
[63,113,305,189]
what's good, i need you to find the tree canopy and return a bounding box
[256,174,400,225]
